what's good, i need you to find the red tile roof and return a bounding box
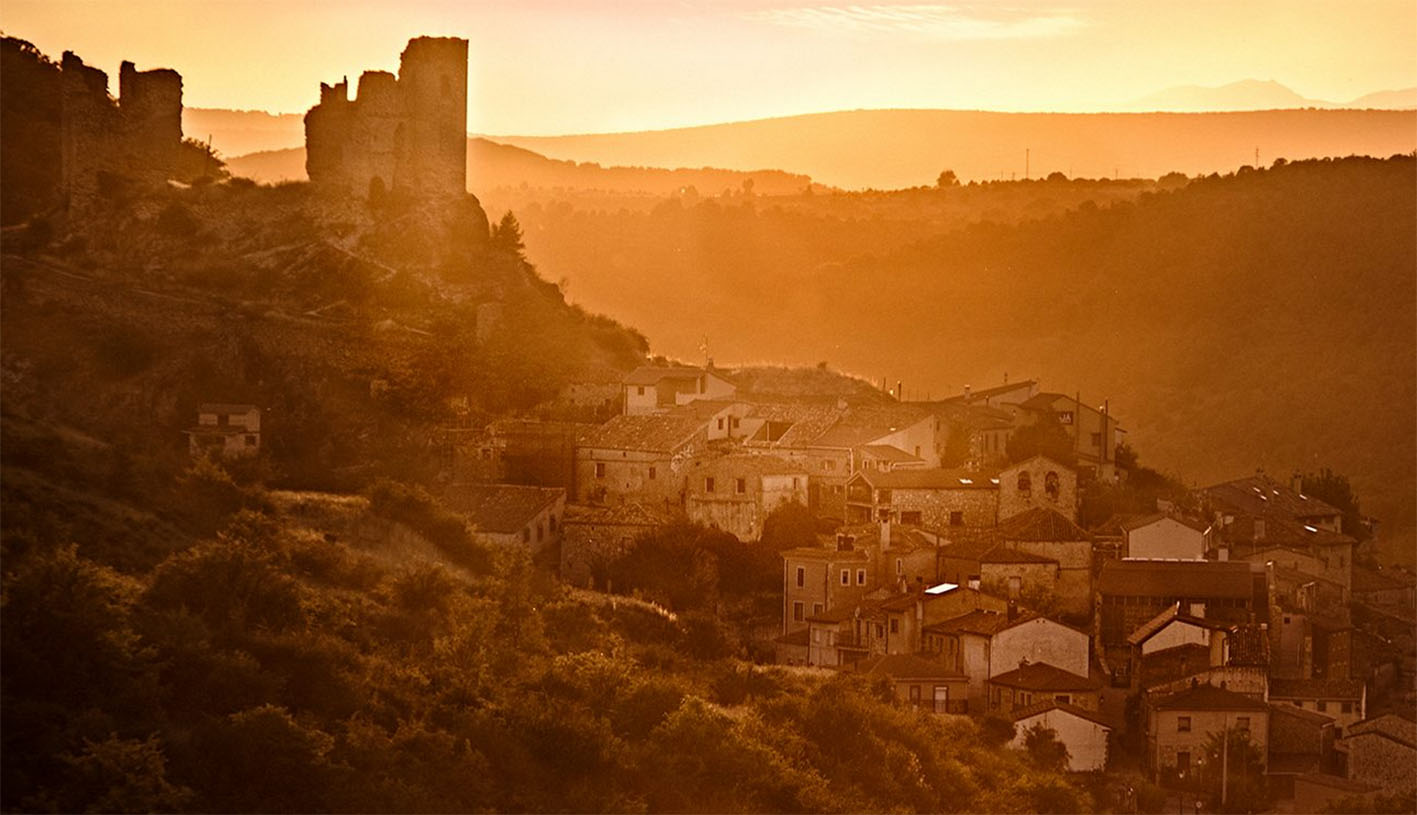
[990,662,1100,691]
[1009,700,1116,729]
[580,413,705,453]
[1000,507,1091,542]
[1153,683,1268,712]
[851,653,964,681]
[1098,560,1256,599]
[443,483,564,534]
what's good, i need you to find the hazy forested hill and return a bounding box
[515,156,1417,556]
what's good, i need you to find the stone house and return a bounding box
[1200,473,1345,536]
[1270,601,1354,681]
[684,454,808,541]
[1340,715,1417,792]
[781,539,873,636]
[923,609,1087,709]
[185,403,261,459]
[1009,702,1114,772]
[849,653,970,713]
[1267,702,1339,783]
[575,413,706,509]
[997,507,1093,616]
[845,467,999,527]
[997,455,1079,523]
[1351,565,1416,609]
[1145,683,1270,782]
[1123,513,1212,560]
[443,483,565,553]
[559,502,672,588]
[936,532,1060,604]
[1268,677,1367,732]
[621,366,736,415]
[988,662,1103,716]
[1292,774,1381,814]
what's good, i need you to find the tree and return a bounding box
[490,210,526,260]
[760,501,816,552]
[1200,727,1270,813]
[1302,468,1369,543]
[1005,413,1077,466]
[937,169,960,188]
[1023,723,1070,772]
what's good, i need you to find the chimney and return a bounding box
[964,384,972,400]
[967,576,980,590]
[1291,472,1304,494]
[896,380,903,402]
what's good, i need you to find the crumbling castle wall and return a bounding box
[304,37,468,199]
[59,51,183,207]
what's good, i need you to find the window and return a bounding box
[1017,471,1032,493]
[841,569,850,586]
[950,511,964,526]
[735,477,746,494]
[813,603,822,615]
[522,527,531,543]
[792,477,801,490]
[896,558,903,575]
[1178,716,1192,732]
[889,619,899,634]
[856,569,867,585]
[1055,694,1071,705]
[1176,751,1190,773]
[1342,701,1353,714]
[1090,432,1102,447]
[648,466,656,480]
[914,445,921,457]
[1045,471,1059,499]
[1318,701,1328,712]
[716,418,725,430]
[705,477,715,493]
[824,460,837,471]
[731,416,740,429]
[793,602,804,622]
[795,567,805,588]
[909,685,921,704]
[549,516,557,533]
[636,386,645,396]
[595,462,605,479]
[1236,717,1250,731]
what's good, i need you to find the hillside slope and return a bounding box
[488,108,1417,190]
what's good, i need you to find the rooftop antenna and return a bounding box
[1025,148,1030,180]
[698,335,709,367]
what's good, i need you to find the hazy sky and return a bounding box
[4,0,1414,134]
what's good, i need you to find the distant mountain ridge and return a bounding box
[485,107,1417,190]
[1124,79,1417,112]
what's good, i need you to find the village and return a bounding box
[9,31,1414,813]
[193,362,1417,811]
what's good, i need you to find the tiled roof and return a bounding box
[924,609,1035,637]
[1098,560,1256,599]
[780,546,870,563]
[859,444,924,464]
[1269,678,1365,701]
[443,483,564,534]
[1121,512,1210,534]
[665,399,736,419]
[851,653,963,681]
[1153,683,1269,712]
[580,414,705,453]
[697,453,809,480]
[622,366,716,386]
[1345,714,1416,748]
[1201,475,1342,522]
[1009,700,1116,729]
[1128,602,1226,646]
[807,406,934,449]
[856,468,999,490]
[562,502,672,527]
[1139,643,1214,687]
[990,662,1099,691]
[1269,702,1338,726]
[1000,508,1091,542]
[939,379,1038,404]
[937,539,1057,565]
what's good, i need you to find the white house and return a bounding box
[1010,702,1114,772]
[1124,513,1212,560]
[622,366,736,415]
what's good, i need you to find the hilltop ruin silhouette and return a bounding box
[304,37,468,199]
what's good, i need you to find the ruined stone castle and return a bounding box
[304,37,468,199]
[60,52,183,205]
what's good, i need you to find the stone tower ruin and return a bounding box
[304,37,468,199]
[59,52,183,205]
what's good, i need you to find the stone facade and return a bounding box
[684,455,808,541]
[997,456,1077,522]
[59,52,182,206]
[559,503,670,588]
[304,37,468,198]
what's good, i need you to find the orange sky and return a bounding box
[3,0,1414,134]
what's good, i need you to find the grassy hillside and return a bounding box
[489,107,1417,189]
[514,156,1417,556]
